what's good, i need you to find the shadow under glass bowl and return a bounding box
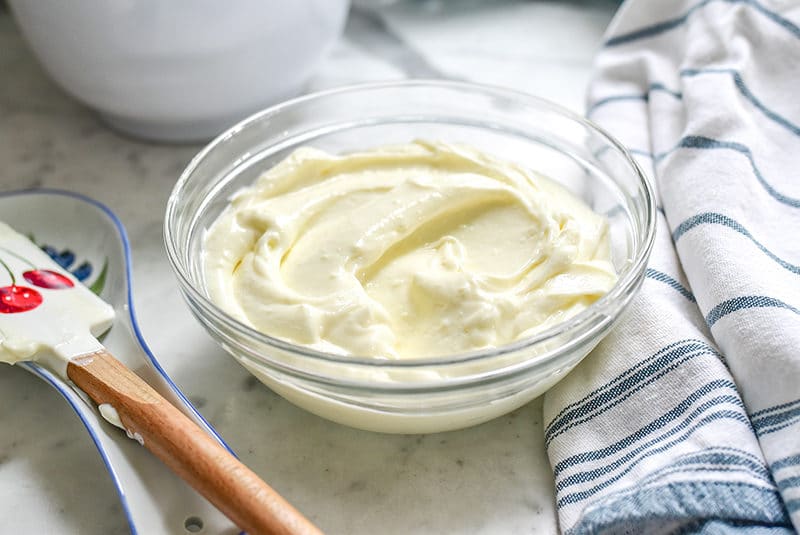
[164,80,656,434]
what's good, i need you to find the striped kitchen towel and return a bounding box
[543,0,800,533]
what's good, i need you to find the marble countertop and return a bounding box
[0,1,618,533]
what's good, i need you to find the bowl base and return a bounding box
[97,83,306,143]
[244,362,574,434]
[98,112,250,144]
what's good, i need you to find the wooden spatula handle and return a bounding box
[67,349,323,535]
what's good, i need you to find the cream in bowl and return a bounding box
[203,141,617,360]
[164,81,655,434]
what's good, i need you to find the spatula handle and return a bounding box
[67,349,323,535]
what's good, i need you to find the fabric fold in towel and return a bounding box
[543,0,800,532]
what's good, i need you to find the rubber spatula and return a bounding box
[0,221,322,535]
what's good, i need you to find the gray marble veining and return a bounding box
[0,2,618,533]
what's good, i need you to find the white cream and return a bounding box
[99,404,144,445]
[203,141,617,360]
[99,403,124,429]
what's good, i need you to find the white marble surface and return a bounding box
[0,1,619,533]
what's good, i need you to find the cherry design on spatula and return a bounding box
[23,269,74,289]
[0,247,74,313]
[0,258,43,313]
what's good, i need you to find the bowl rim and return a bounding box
[164,78,656,371]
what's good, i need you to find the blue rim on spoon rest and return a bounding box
[0,189,240,535]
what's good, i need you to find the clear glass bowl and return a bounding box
[164,80,655,434]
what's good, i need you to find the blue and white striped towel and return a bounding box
[543,0,800,532]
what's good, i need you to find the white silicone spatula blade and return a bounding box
[0,221,114,375]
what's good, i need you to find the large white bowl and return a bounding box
[8,0,350,142]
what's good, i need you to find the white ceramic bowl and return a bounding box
[8,0,350,142]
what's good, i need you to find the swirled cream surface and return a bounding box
[203,141,617,359]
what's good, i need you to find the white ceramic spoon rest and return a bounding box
[0,189,243,534]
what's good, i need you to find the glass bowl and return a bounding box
[164,80,655,434]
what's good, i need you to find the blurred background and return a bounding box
[2,0,621,143]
